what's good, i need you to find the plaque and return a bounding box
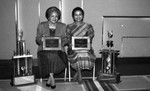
[72,37,90,50]
[43,37,61,50]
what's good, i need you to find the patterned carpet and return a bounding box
[99,75,150,91]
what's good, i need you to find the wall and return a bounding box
[1,0,150,59]
[83,0,150,57]
[0,0,16,59]
[103,17,150,57]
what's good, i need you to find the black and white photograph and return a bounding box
[0,0,150,91]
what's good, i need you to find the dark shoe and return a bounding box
[46,83,51,87]
[51,85,56,89]
[46,76,51,87]
[50,77,56,89]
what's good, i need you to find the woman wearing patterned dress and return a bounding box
[35,6,68,89]
[66,7,96,84]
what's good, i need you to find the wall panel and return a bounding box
[103,17,150,57]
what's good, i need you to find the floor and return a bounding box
[1,75,150,91]
[0,78,103,91]
[99,75,150,91]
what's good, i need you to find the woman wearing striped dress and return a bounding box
[66,7,96,84]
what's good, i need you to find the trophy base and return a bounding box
[11,75,35,86]
[97,72,120,83]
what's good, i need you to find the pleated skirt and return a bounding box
[37,50,68,78]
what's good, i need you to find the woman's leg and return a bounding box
[73,67,83,84]
[46,59,56,89]
[46,61,53,87]
[71,61,83,84]
[73,71,79,81]
[50,60,56,89]
[77,69,83,84]
[50,73,56,88]
[46,75,51,87]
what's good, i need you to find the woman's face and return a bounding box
[73,10,83,22]
[48,11,59,24]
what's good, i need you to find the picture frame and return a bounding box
[72,37,90,50]
[43,37,61,50]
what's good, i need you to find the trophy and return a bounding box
[11,29,35,86]
[106,30,114,49]
[98,30,120,83]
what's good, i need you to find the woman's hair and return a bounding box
[45,6,61,20]
[72,7,84,21]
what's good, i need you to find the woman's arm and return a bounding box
[65,25,72,46]
[87,24,95,43]
[35,23,43,46]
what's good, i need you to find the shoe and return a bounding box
[46,83,51,87]
[46,76,51,87]
[51,85,56,89]
[50,76,56,89]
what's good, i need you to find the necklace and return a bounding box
[49,22,56,30]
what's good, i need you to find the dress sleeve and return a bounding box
[35,23,43,46]
[87,24,95,43]
[61,24,68,46]
[65,25,72,46]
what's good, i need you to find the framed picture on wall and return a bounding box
[43,37,61,50]
[72,37,90,50]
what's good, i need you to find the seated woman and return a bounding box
[66,7,96,84]
[35,6,68,89]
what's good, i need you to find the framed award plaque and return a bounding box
[43,37,61,50]
[72,37,90,50]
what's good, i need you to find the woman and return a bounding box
[35,6,68,89]
[66,7,96,84]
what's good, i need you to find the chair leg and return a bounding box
[40,78,43,82]
[64,68,67,81]
[68,62,71,82]
[64,62,71,82]
[93,63,95,80]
